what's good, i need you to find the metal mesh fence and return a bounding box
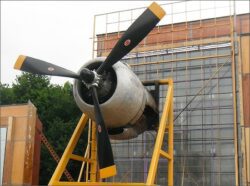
[111,45,235,186]
[91,1,248,185]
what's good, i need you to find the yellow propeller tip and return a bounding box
[14,55,26,70]
[149,2,166,20]
[99,165,117,179]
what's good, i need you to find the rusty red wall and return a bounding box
[97,14,250,56]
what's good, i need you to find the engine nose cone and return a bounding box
[79,68,95,84]
[76,60,117,105]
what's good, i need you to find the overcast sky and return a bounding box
[1,1,160,85]
[1,1,249,85]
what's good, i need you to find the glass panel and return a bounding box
[0,127,7,184]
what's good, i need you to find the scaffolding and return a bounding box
[92,1,250,186]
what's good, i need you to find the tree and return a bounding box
[0,83,15,105]
[1,73,84,184]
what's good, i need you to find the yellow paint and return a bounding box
[49,79,174,186]
[245,128,250,183]
[238,37,249,185]
[147,79,174,186]
[168,93,174,186]
[90,121,98,182]
[230,16,239,186]
[14,55,26,69]
[101,37,231,57]
[148,2,166,20]
[159,150,171,160]
[70,154,92,162]
[100,165,117,179]
[78,122,91,182]
[49,114,88,185]
[241,36,250,74]
[130,54,230,68]
[51,181,154,186]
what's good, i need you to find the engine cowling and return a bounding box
[73,58,158,140]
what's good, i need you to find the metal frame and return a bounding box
[90,1,248,185]
[49,78,174,186]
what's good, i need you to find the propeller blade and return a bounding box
[97,2,165,74]
[14,55,79,79]
[14,55,96,83]
[91,87,116,179]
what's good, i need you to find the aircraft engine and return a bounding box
[73,57,158,140]
[14,2,165,176]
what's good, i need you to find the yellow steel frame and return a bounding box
[49,78,174,186]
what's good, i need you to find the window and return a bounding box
[0,127,7,184]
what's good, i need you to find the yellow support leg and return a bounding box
[146,79,174,186]
[168,95,174,186]
[49,114,89,185]
[90,121,98,182]
[49,78,174,186]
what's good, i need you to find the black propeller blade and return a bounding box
[91,87,116,178]
[14,55,79,78]
[14,55,95,83]
[97,2,165,74]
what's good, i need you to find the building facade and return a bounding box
[94,2,249,185]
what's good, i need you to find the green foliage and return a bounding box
[0,73,83,185]
[0,83,15,105]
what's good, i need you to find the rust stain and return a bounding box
[97,14,250,56]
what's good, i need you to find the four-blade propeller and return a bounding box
[14,2,165,179]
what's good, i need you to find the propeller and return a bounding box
[13,2,165,179]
